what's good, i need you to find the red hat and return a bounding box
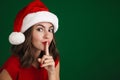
[9,0,58,45]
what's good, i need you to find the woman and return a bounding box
[0,0,60,80]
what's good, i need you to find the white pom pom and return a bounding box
[9,32,25,45]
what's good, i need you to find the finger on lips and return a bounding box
[38,42,55,67]
[45,42,49,55]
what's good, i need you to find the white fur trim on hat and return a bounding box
[9,32,25,45]
[21,11,58,33]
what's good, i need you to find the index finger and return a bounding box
[45,42,49,55]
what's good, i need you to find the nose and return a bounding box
[43,31,50,39]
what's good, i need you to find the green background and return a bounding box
[0,0,120,80]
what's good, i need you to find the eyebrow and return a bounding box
[34,24,54,29]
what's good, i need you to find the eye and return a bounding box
[36,28,43,32]
[49,28,54,33]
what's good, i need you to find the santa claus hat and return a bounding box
[9,0,58,45]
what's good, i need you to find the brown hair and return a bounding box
[11,27,59,67]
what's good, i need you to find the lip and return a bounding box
[42,42,47,46]
[42,41,50,46]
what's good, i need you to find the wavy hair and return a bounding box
[11,26,59,67]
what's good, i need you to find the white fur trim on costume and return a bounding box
[9,32,25,45]
[21,11,58,33]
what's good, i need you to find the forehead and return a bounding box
[33,22,53,28]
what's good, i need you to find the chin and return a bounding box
[39,47,45,51]
[34,46,43,51]
[33,44,45,51]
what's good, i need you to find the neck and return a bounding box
[34,50,41,58]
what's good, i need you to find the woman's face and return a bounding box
[32,22,54,51]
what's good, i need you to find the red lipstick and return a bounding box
[42,42,47,46]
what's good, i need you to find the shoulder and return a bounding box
[1,55,20,79]
[3,55,20,68]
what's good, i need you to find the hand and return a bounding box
[38,42,55,74]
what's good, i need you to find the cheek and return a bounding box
[49,34,53,39]
[32,35,42,42]
[32,32,43,43]
[50,34,53,41]
[32,34,43,49]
